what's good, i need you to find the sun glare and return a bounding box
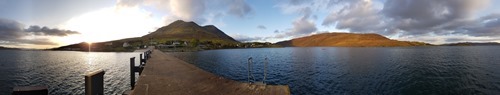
[59,6,161,44]
[85,41,92,45]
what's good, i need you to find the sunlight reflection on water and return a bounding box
[0,50,141,94]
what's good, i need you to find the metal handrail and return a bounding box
[264,57,268,84]
[247,57,254,83]
[247,57,268,85]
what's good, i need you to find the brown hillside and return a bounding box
[276,33,430,47]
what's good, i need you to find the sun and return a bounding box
[84,41,92,45]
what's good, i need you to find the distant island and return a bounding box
[275,33,431,47]
[48,20,500,52]
[441,42,500,46]
[0,46,19,50]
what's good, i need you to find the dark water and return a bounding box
[170,46,500,95]
[0,50,141,94]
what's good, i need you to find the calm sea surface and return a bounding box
[170,46,500,95]
[0,50,141,94]
[1,46,500,94]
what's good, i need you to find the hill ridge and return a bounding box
[276,32,431,47]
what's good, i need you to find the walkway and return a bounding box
[130,49,290,95]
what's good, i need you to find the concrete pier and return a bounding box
[130,49,290,95]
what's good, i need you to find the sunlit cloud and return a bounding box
[117,0,253,25]
[0,18,79,48]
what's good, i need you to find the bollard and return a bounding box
[139,54,145,65]
[85,69,105,95]
[130,57,136,89]
[147,50,151,59]
[144,51,149,60]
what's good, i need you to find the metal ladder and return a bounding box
[247,57,268,85]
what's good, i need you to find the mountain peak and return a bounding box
[203,25,216,28]
[142,20,238,43]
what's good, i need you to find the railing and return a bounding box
[247,57,269,85]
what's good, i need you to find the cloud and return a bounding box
[288,16,317,37]
[274,7,317,39]
[231,34,263,42]
[313,0,500,43]
[227,0,253,18]
[381,0,489,35]
[118,0,254,25]
[457,13,500,37]
[117,0,144,7]
[0,18,77,46]
[257,25,266,30]
[322,0,386,33]
[169,0,207,23]
[0,18,25,39]
[273,30,280,33]
[24,25,79,36]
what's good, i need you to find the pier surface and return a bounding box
[131,49,290,95]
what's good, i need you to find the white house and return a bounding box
[123,42,130,47]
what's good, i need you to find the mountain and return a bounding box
[203,25,237,42]
[275,33,431,47]
[142,20,238,43]
[51,20,239,51]
[441,42,500,46]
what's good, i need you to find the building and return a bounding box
[123,42,130,47]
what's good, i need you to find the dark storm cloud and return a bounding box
[0,18,79,45]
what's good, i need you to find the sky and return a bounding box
[1,0,500,49]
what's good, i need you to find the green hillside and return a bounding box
[51,20,240,51]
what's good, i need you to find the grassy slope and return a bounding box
[142,20,238,44]
[277,33,430,47]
